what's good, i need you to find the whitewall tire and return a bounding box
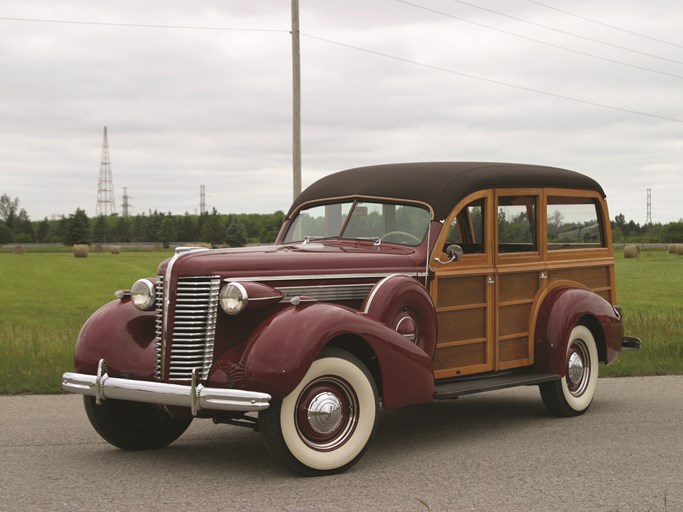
[259,347,379,475]
[540,325,599,417]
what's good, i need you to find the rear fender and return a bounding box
[240,302,434,408]
[533,287,624,376]
[74,299,157,378]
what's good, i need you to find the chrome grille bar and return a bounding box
[154,275,220,382]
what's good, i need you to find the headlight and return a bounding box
[220,282,248,315]
[131,279,156,311]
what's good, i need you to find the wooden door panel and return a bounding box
[433,273,494,378]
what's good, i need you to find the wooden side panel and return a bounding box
[437,275,485,306]
[433,342,487,371]
[550,266,609,289]
[438,308,486,343]
[498,272,537,303]
[498,337,529,363]
[498,303,532,337]
[495,271,539,370]
[433,273,494,378]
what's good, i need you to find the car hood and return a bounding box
[157,242,425,281]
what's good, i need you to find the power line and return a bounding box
[445,0,682,65]
[301,32,683,123]
[524,0,683,50]
[0,16,289,33]
[393,0,683,79]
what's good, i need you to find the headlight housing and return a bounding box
[131,279,156,311]
[220,282,248,315]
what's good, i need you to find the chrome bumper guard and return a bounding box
[621,336,642,351]
[62,360,270,415]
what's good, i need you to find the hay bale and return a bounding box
[668,244,678,254]
[623,244,641,259]
[110,245,121,254]
[73,244,89,258]
[189,243,213,249]
[677,244,683,256]
[93,244,104,253]
[13,245,24,255]
[152,244,162,252]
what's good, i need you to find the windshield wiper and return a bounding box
[345,236,381,246]
[302,236,335,244]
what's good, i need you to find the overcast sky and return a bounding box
[1,0,681,223]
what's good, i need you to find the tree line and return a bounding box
[2,193,683,246]
[0,194,285,247]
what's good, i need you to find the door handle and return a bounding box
[486,277,495,285]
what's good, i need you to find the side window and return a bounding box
[445,199,485,254]
[498,196,537,253]
[547,197,604,249]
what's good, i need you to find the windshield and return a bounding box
[283,200,430,247]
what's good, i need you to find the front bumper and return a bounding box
[62,360,271,415]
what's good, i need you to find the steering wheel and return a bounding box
[380,231,421,244]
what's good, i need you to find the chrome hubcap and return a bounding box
[306,392,343,435]
[295,377,359,451]
[566,339,591,397]
[567,352,585,385]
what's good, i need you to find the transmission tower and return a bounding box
[121,187,132,217]
[646,188,652,224]
[200,185,206,215]
[96,126,116,216]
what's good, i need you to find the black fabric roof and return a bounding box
[289,162,605,220]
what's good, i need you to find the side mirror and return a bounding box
[434,244,464,264]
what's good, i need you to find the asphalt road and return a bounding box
[1,376,682,512]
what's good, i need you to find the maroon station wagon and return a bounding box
[63,162,640,475]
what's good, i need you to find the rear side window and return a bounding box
[547,197,604,249]
[498,196,537,253]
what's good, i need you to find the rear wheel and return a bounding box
[540,325,599,417]
[84,396,192,450]
[259,348,379,475]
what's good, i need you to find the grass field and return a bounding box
[0,248,681,393]
[0,251,173,394]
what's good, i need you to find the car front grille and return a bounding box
[154,275,221,382]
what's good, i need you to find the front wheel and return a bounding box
[540,325,599,417]
[259,348,380,475]
[84,396,192,450]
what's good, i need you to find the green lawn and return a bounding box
[0,251,171,393]
[0,248,681,393]
[602,248,683,376]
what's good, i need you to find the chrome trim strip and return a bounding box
[225,272,428,283]
[276,283,373,302]
[62,370,271,413]
[362,274,401,314]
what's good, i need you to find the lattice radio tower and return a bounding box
[121,187,132,217]
[646,188,652,225]
[96,126,116,216]
[200,185,206,215]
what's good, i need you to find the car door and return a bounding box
[430,191,496,379]
[494,189,546,370]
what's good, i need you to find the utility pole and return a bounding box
[291,0,302,200]
[646,188,652,225]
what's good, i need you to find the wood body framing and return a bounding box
[429,187,615,380]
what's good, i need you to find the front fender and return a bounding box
[240,302,435,408]
[74,299,157,378]
[533,287,623,376]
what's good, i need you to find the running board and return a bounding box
[434,373,560,400]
